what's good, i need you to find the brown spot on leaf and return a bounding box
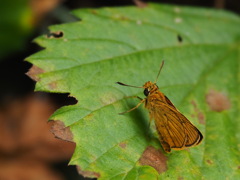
[90,10,97,14]
[47,31,64,38]
[26,65,44,82]
[50,120,73,142]
[119,16,129,21]
[133,0,148,8]
[119,142,127,149]
[178,177,184,180]
[76,166,100,178]
[139,146,167,174]
[48,82,57,90]
[197,112,205,124]
[191,100,198,109]
[100,93,117,106]
[191,100,205,124]
[206,159,213,164]
[206,90,231,112]
[84,113,93,120]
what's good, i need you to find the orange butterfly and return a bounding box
[117,61,203,152]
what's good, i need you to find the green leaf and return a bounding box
[26,3,240,179]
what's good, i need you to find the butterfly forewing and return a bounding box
[147,95,203,152]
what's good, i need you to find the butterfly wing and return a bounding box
[149,98,203,152]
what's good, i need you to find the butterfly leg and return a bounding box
[136,96,143,101]
[119,99,145,115]
[125,96,143,101]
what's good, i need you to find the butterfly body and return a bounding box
[117,61,203,153]
[143,81,203,152]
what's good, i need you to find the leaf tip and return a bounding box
[76,165,100,178]
[50,120,74,143]
[26,65,45,82]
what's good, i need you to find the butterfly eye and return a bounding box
[144,88,149,96]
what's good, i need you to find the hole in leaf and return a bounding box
[177,34,183,43]
[51,93,78,108]
[47,31,64,38]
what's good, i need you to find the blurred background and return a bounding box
[0,0,239,179]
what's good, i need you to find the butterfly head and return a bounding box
[143,81,158,96]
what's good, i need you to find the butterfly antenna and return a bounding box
[154,60,165,83]
[116,82,143,88]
